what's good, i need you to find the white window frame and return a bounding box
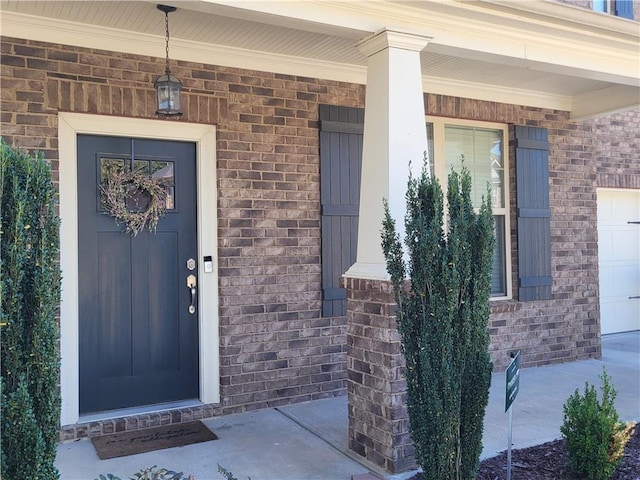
[427,116,512,301]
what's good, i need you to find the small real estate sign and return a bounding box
[505,350,521,412]
[505,350,521,480]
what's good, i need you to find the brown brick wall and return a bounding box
[591,109,640,189]
[347,99,606,471]
[1,37,363,426]
[213,70,363,412]
[345,277,413,473]
[424,96,601,370]
[2,35,619,436]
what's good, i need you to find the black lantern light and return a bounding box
[155,4,182,116]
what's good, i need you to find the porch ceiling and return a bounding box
[1,0,638,120]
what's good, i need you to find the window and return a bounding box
[427,118,511,299]
[99,157,175,211]
[593,0,612,13]
[593,0,634,19]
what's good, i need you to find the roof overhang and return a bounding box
[1,0,638,120]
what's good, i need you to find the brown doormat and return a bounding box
[91,421,218,460]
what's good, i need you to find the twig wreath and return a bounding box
[100,167,169,236]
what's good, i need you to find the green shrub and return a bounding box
[1,376,47,478]
[217,464,250,480]
[381,157,494,480]
[1,139,62,480]
[560,368,636,480]
[217,464,238,480]
[95,465,191,480]
[95,465,246,480]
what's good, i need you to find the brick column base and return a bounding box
[344,277,415,473]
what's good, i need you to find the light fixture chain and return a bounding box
[164,11,170,74]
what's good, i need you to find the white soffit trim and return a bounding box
[480,0,640,36]
[571,85,640,121]
[1,11,573,111]
[357,29,432,57]
[1,12,364,83]
[210,0,639,82]
[424,76,574,113]
[210,0,640,40]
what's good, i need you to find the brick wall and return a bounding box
[423,96,601,370]
[591,109,640,189]
[213,70,363,412]
[347,98,604,471]
[345,277,412,473]
[1,35,613,437]
[0,36,363,426]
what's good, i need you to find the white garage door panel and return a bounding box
[599,264,638,298]
[597,189,640,335]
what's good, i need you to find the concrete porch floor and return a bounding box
[56,331,640,480]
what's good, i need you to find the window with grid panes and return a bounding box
[427,118,512,299]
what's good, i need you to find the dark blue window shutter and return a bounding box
[319,105,364,316]
[615,0,634,19]
[514,126,552,301]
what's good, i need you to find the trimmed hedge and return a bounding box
[1,138,62,479]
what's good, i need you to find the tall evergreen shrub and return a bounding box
[1,138,62,480]
[381,158,494,480]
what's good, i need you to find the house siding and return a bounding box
[0,35,620,438]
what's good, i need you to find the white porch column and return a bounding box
[344,29,431,280]
[345,29,431,472]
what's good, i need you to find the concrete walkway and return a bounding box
[56,332,639,480]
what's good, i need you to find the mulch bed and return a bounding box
[410,427,639,480]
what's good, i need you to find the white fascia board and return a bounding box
[424,76,573,112]
[479,0,640,37]
[0,11,589,113]
[206,0,640,40]
[570,85,640,121]
[428,42,638,87]
[207,0,639,82]
[2,11,575,111]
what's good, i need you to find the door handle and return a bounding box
[187,274,197,314]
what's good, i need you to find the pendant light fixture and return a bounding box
[155,4,182,117]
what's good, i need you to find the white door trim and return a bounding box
[58,113,219,426]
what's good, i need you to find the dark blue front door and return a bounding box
[78,135,198,414]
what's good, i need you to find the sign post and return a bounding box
[505,350,521,480]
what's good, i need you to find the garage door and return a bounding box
[597,189,640,334]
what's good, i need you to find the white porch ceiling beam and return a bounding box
[426,43,639,88]
[571,86,640,121]
[204,0,639,84]
[2,0,638,120]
